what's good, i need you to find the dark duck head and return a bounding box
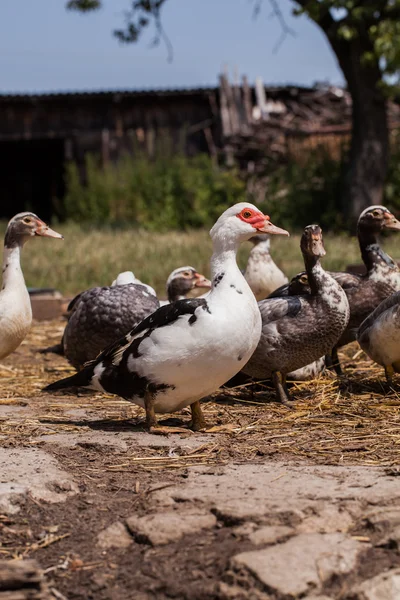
[166,266,211,303]
[300,225,326,295]
[357,206,400,271]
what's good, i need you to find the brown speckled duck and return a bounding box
[242,225,349,404]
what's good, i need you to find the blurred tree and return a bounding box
[67,0,400,222]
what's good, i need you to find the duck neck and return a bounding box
[1,244,26,293]
[210,238,247,294]
[304,254,323,295]
[358,227,396,272]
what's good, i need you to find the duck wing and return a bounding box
[328,271,361,290]
[358,290,400,339]
[44,298,210,392]
[63,283,159,369]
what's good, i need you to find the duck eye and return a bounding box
[242,210,253,219]
[372,210,381,217]
[183,272,190,277]
[23,217,32,224]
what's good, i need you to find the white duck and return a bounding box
[0,212,63,360]
[44,203,289,430]
[244,234,288,301]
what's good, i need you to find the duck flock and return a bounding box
[2,203,400,431]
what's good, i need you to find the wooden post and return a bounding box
[220,73,240,134]
[242,75,253,126]
[255,76,269,119]
[219,74,231,137]
[101,128,110,166]
[204,127,218,167]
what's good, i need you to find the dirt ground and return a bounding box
[1,319,400,600]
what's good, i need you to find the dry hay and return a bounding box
[0,319,399,469]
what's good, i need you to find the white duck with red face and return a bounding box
[44,203,289,431]
[0,212,63,360]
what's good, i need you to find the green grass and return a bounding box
[1,222,399,297]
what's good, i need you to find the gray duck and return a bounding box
[270,206,400,374]
[242,225,349,404]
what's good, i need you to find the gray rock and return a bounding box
[248,525,293,546]
[161,463,400,525]
[298,505,353,534]
[218,582,270,599]
[232,532,363,597]
[304,596,334,600]
[97,521,133,549]
[365,508,400,528]
[126,509,217,546]
[351,569,400,600]
[0,448,78,514]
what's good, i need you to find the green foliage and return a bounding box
[252,150,344,232]
[293,0,400,86]
[63,152,246,229]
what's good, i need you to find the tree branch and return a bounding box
[113,0,173,62]
[268,0,296,53]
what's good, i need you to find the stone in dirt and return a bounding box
[351,569,400,600]
[162,463,400,525]
[298,504,354,534]
[248,525,293,545]
[364,508,400,548]
[0,448,78,514]
[126,509,217,546]
[304,596,334,600]
[97,521,133,549]
[232,532,363,597]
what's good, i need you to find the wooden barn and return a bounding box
[2,75,397,221]
[0,86,221,221]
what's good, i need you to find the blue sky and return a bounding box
[0,0,343,93]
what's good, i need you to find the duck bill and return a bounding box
[256,219,289,236]
[194,273,212,290]
[35,221,64,239]
[312,233,326,257]
[384,213,400,231]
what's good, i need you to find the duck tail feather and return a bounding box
[43,367,92,392]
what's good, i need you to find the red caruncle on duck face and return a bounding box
[236,207,289,236]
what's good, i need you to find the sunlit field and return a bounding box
[2,221,399,297]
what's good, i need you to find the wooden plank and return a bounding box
[0,560,49,599]
[204,127,218,166]
[218,74,231,136]
[220,74,240,134]
[242,75,253,125]
[101,128,110,165]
